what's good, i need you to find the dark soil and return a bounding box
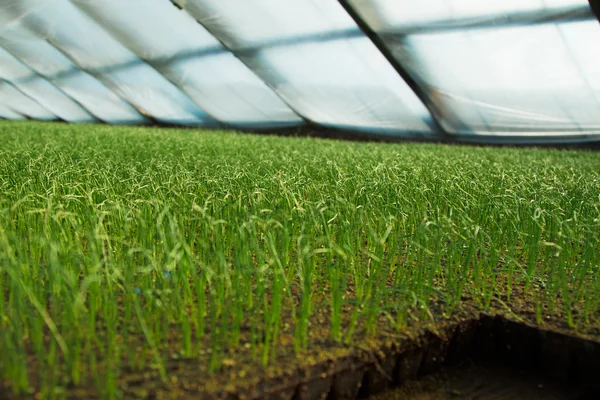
[369,361,592,400]
[112,313,600,399]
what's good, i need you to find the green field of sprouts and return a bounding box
[0,121,599,398]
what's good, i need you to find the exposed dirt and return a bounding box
[369,361,591,400]
[111,313,600,400]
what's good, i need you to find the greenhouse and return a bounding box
[1,1,600,399]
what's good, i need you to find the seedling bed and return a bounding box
[1,122,599,399]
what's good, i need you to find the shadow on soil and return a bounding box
[264,315,600,400]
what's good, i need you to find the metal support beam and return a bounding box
[0,79,57,120]
[0,44,99,123]
[71,1,228,129]
[39,39,155,125]
[590,0,600,23]
[337,0,450,138]
[168,0,310,127]
[378,5,593,37]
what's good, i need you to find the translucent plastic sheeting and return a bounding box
[348,0,590,32]
[175,0,435,136]
[0,103,25,120]
[0,46,94,123]
[392,20,600,136]
[0,0,214,126]
[0,31,146,124]
[0,81,56,120]
[175,0,360,49]
[72,0,302,128]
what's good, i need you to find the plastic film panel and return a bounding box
[0,0,214,126]
[175,0,358,49]
[396,21,600,136]
[243,38,434,133]
[347,0,588,31]
[176,0,435,136]
[0,33,146,124]
[72,0,302,128]
[0,103,25,120]
[0,46,94,123]
[0,81,56,120]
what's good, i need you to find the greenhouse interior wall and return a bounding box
[1,0,600,145]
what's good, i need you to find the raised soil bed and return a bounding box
[101,314,600,400]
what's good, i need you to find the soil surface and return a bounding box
[369,361,590,400]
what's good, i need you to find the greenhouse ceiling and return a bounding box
[0,0,599,144]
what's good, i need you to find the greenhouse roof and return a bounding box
[0,0,599,144]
